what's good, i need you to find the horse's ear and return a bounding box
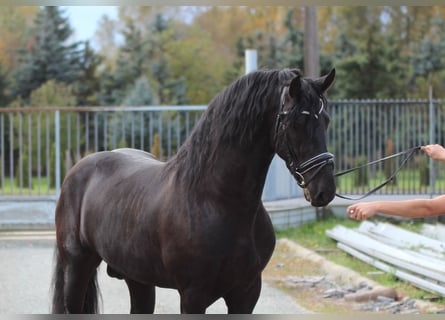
[288,75,302,99]
[315,68,336,93]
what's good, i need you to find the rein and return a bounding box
[334,146,421,200]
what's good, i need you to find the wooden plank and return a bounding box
[358,221,445,260]
[358,221,445,255]
[338,243,445,296]
[326,226,445,281]
[422,223,445,242]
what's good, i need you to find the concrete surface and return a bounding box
[0,231,309,314]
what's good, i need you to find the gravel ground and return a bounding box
[0,231,309,314]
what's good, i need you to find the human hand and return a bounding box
[347,203,377,220]
[421,144,445,161]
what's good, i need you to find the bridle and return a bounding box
[275,86,334,189]
[275,88,420,199]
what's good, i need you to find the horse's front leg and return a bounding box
[179,288,210,313]
[223,275,261,314]
[124,279,156,313]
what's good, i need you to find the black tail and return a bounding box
[83,269,101,313]
[51,248,101,313]
[51,248,65,313]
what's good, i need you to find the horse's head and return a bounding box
[275,68,336,207]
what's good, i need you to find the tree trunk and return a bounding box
[304,6,320,77]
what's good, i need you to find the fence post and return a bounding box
[429,85,435,197]
[245,49,257,75]
[55,110,61,197]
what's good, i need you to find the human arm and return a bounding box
[347,194,445,220]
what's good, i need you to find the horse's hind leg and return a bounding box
[125,279,155,313]
[63,253,102,313]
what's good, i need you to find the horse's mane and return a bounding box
[165,68,302,186]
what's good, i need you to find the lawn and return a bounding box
[0,177,56,196]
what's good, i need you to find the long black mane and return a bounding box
[167,68,302,185]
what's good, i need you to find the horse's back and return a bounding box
[111,148,158,161]
[72,148,161,179]
[56,148,164,235]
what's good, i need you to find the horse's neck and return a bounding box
[211,144,273,193]
[173,132,275,206]
[171,94,278,204]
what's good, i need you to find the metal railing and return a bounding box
[329,99,445,196]
[1,99,444,201]
[0,106,205,198]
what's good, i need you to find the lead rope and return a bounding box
[335,146,421,200]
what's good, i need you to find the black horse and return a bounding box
[51,68,336,314]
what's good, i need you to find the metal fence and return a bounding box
[0,106,205,198]
[329,99,445,197]
[0,100,444,201]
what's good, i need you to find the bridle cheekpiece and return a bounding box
[275,86,334,189]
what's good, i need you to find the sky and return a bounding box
[63,6,118,43]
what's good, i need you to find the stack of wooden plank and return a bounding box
[326,221,445,296]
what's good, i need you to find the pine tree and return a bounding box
[98,14,187,106]
[119,76,158,149]
[122,76,158,106]
[13,7,83,102]
[0,63,10,107]
[75,41,102,106]
[113,21,150,104]
[410,12,445,95]
[147,14,188,105]
[332,7,402,99]
[97,21,150,106]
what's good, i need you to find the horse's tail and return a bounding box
[83,269,101,313]
[51,247,101,313]
[51,247,65,313]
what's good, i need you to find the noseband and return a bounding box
[275,87,334,189]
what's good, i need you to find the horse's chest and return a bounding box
[230,238,261,268]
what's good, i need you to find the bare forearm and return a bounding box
[347,195,445,220]
[371,199,434,218]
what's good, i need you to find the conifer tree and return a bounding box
[97,21,150,106]
[410,12,445,95]
[0,63,10,106]
[75,41,102,106]
[13,7,83,102]
[122,76,158,106]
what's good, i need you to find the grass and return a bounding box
[275,216,445,303]
[0,177,56,196]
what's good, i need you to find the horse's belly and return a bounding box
[101,247,177,288]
